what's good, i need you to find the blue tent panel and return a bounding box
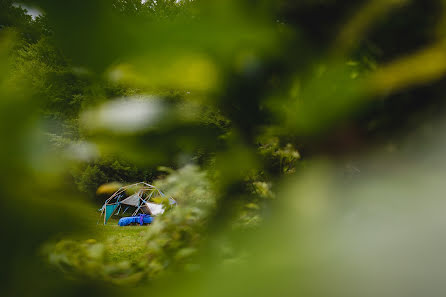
[104,204,119,224]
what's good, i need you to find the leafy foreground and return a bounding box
[3,1,446,297]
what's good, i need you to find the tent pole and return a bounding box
[131,192,143,216]
[97,206,104,225]
[132,197,145,216]
[132,192,148,215]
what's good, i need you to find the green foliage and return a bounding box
[11,37,89,128]
[259,136,301,175]
[46,224,153,285]
[72,156,153,198]
[113,0,195,19]
[0,0,47,42]
[74,164,107,195]
[4,0,446,297]
[145,165,216,278]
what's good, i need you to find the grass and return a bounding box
[66,208,152,264]
[97,224,149,263]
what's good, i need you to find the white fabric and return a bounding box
[120,193,141,206]
[145,202,165,216]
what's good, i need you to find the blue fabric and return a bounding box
[105,204,119,224]
[118,214,153,226]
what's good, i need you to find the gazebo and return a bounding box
[99,182,176,224]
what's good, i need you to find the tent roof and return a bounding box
[119,192,141,206]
